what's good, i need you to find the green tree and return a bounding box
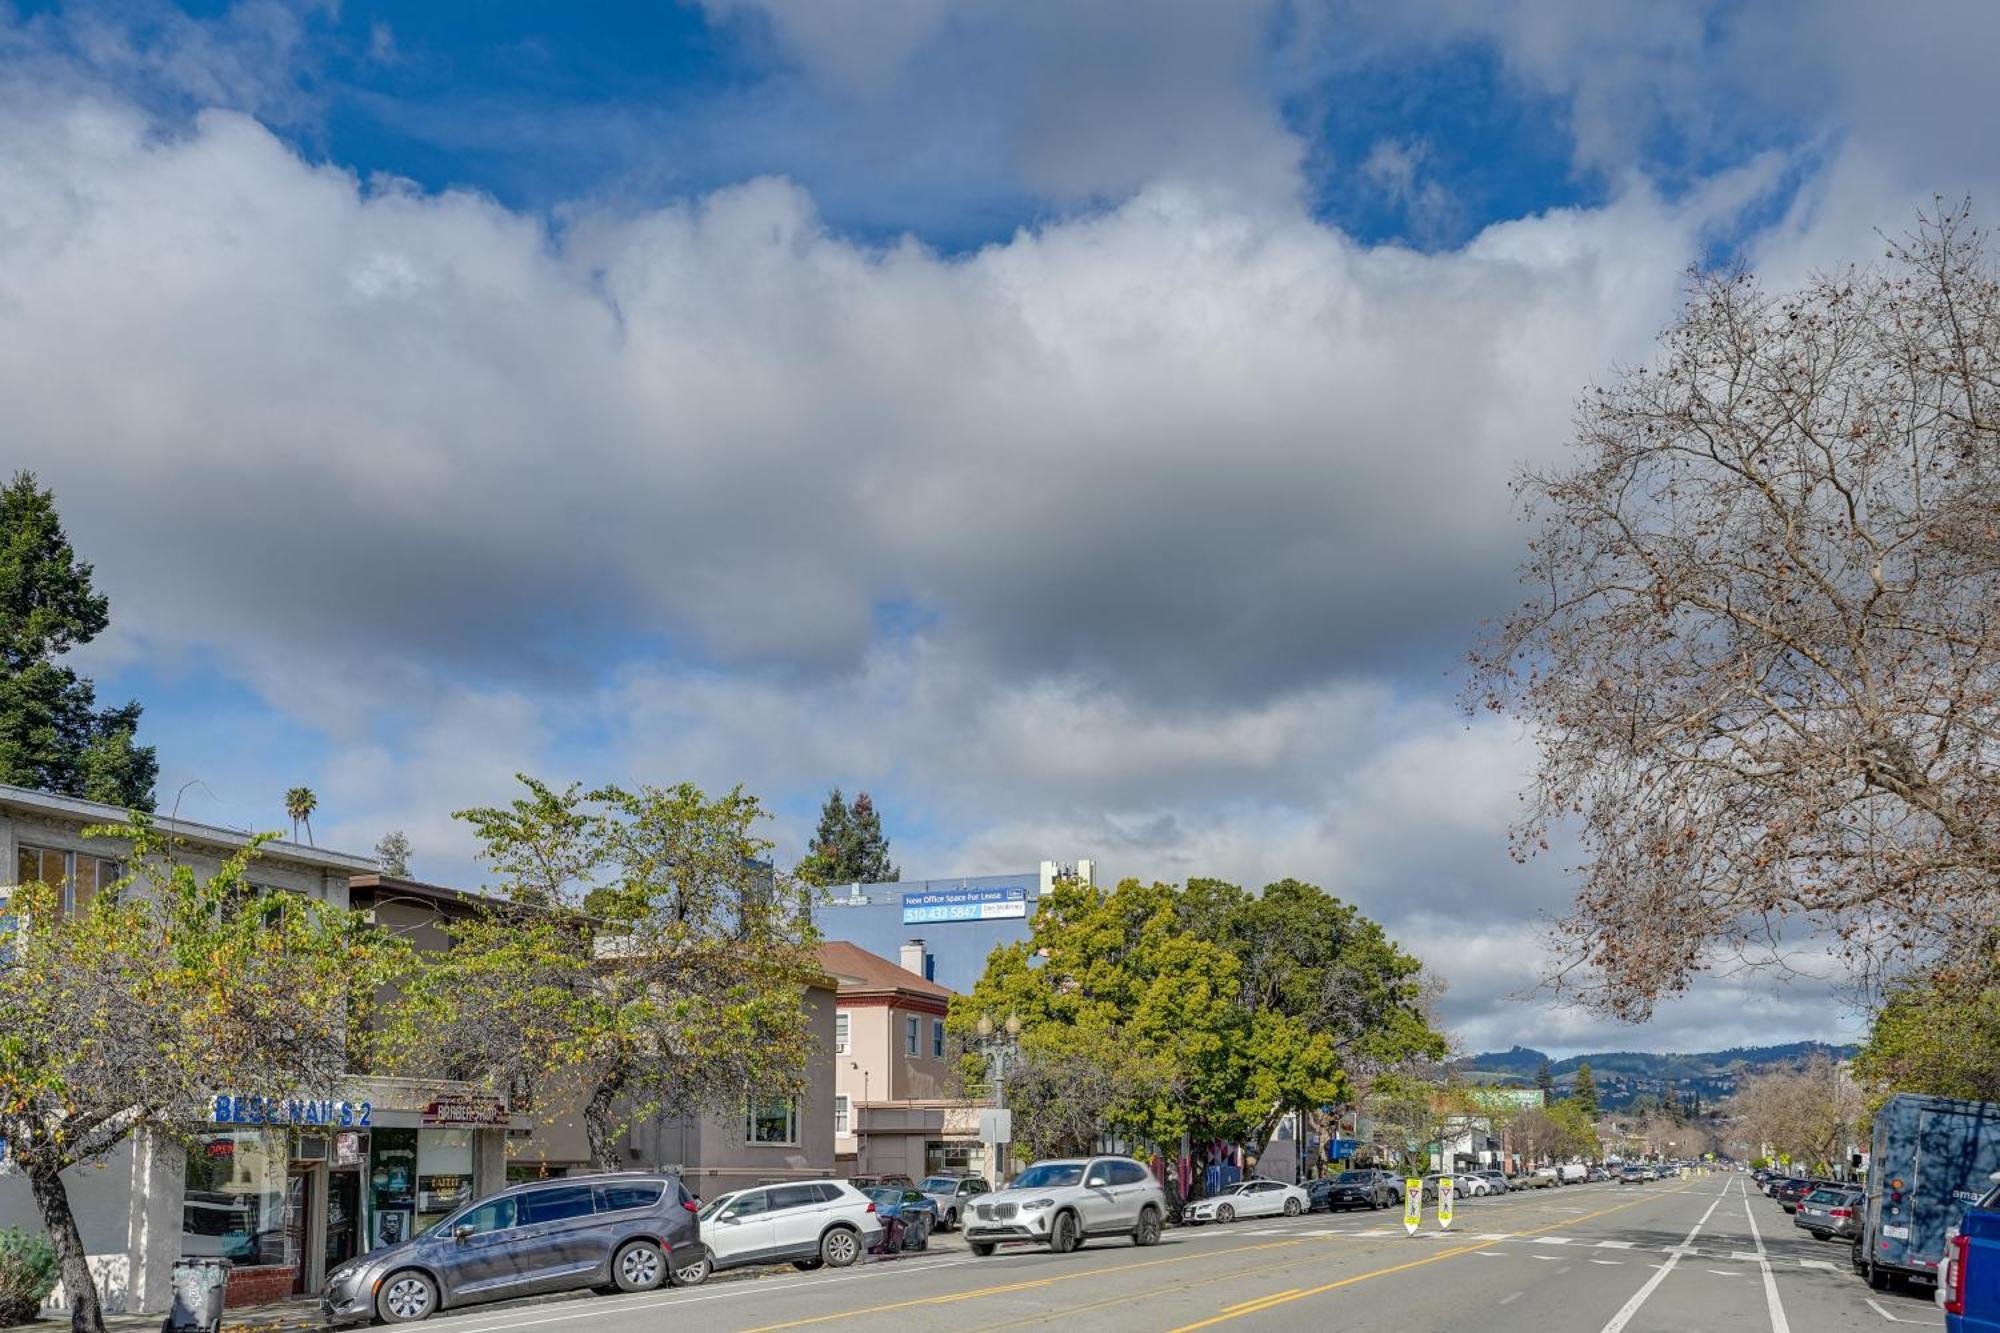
[1571,1061,1600,1119]
[374,829,412,877]
[0,472,156,810]
[1856,956,2000,1103]
[0,820,404,1333]
[395,776,824,1169]
[1535,1060,1555,1097]
[793,787,898,885]
[285,785,318,845]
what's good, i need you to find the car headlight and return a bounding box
[1022,1198,1055,1210]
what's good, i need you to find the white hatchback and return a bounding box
[680,1181,882,1283]
[1183,1178,1311,1224]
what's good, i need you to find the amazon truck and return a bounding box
[1857,1093,2000,1291]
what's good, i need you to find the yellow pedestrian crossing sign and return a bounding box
[1438,1176,1455,1230]
[1404,1179,1422,1235]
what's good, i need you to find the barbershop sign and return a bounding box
[212,1094,373,1128]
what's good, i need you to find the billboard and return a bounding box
[901,886,1028,925]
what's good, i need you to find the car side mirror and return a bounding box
[1087,1177,1109,1189]
[453,1225,475,1244]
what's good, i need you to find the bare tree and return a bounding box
[1728,1055,1865,1174]
[1473,204,2000,1018]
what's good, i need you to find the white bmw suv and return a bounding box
[964,1156,1167,1255]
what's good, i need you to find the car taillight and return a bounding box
[1946,1234,1969,1316]
[866,1201,877,1213]
[683,1200,700,1213]
[1828,1208,1852,1218]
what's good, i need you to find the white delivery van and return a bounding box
[1560,1163,1589,1184]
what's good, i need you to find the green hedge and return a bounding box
[0,1227,59,1325]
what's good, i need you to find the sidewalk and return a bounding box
[4,1230,973,1332]
[1,1295,320,1333]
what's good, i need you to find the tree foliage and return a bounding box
[952,876,1442,1158]
[1728,1054,1865,1173]
[1855,952,2000,1103]
[0,471,156,810]
[1473,206,2000,1018]
[0,822,401,1332]
[1571,1061,1600,1119]
[393,777,824,1169]
[374,829,412,877]
[285,786,317,845]
[793,787,899,885]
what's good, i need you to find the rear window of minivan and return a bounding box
[597,1183,664,1211]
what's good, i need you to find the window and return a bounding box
[721,1191,768,1220]
[768,1184,819,1211]
[904,1016,919,1055]
[1109,1162,1150,1186]
[183,1130,285,1264]
[811,1182,844,1204]
[452,1197,517,1235]
[596,1183,663,1212]
[834,1011,850,1054]
[834,1095,850,1134]
[746,1097,798,1145]
[518,1185,597,1224]
[931,1019,945,1059]
[13,845,116,916]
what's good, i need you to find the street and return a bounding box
[339,1177,1941,1333]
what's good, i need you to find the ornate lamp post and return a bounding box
[973,1012,1023,1105]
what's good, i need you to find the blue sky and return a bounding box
[8,0,1995,1056]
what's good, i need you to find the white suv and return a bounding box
[964,1156,1167,1256]
[679,1180,882,1282]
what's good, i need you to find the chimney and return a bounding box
[900,940,928,979]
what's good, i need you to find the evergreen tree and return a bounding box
[794,787,899,885]
[848,791,898,883]
[0,472,156,810]
[1535,1059,1555,1097]
[1572,1060,1600,1119]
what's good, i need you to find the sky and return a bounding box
[6,0,1996,1058]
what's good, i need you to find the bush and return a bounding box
[0,1227,59,1325]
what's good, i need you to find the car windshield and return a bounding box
[1803,1189,1850,1205]
[1012,1163,1085,1190]
[696,1192,736,1223]
[1334,1171,1370,1183]
[865,1187,902,1207]
[919,1178,956,1192]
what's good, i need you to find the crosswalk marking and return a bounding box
[1595,1240,1635,1249]
[1799,1259,1838,1271]
[1533,1236,1573,1245]
[1589,1259,1623,1266]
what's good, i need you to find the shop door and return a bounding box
[285,1170,314,1294]
[324,1171,360,1275]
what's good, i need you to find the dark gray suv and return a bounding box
[321,1172,700,1324]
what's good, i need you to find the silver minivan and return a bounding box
[321,1171,702,1324]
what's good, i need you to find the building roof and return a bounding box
[817,939,955,1001]
[346,873,500,912]
[0,781,378,873]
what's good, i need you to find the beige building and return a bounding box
[821,940,995,1180]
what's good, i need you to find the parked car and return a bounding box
[860,1186,937,1253]
[1311,1169,1398,1212]
[321,1172,700,1326]
[684,1180,883,1281]
[1586,1167,1613,1183]
[964,1156,1167,1255]
[1185,1177,1313,1224]
[1560,1163,1589,1184]
[1773,1178,1819,1213]
[1858,1093,2000,1293]
[848,1173,915,1191]
[917,1175,991,1231]
[1795,1186,1864,1242]
[1943,1176,2000,1330]
[1462,1171,1508,1197]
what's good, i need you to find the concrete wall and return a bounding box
[0,1131,181,1316]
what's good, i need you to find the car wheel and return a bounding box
[1811,1231,1831,1242]
[945,1209,958,1232]
[375,1271,438,1324]
[792,1259,824,1271]
[1283,1198,1302,1217]
[613,1240,667,1293]
[822,1227,863,1269]
[1133,1206,1163,1247]
[1050,1210,1082,1253]
[1215,1203,1235,1224]
[670,1252,711,1287]
[1866,1260,1890,1291]
[971,1241,996,1257]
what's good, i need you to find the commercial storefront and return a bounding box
[189,1082,523,1306]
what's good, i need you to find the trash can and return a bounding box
[162,1256,230,1333]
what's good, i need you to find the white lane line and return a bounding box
[1533,1255,1562,1262]
[1474,1233,1515,1240]
[1742,1177,1794,1333]
[1500,1292,1523,1306]
[1708,1269,1740,1276]
[1865,1295,1944,1324]
[1589,1259,1623,1266]
[1477,1251,1506,1258]
[1596,1175,1733,1333]
[1799,1259,1837,1271]
[1533,1236,1574,1245]
[1595,1240,1635,1250]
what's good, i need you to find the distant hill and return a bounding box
[1459,1042,1858,1110]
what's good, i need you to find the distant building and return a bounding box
[810,859,1092,993]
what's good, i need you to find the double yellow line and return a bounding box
[1168,1186,1688,1331]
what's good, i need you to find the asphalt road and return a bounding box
[355,1175,1944,1333]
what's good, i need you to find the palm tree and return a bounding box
[285,786,318,846]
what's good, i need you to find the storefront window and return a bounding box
[184,1130,287,1265]
[367,1128,418,1248]
[415,1129,474,1232]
